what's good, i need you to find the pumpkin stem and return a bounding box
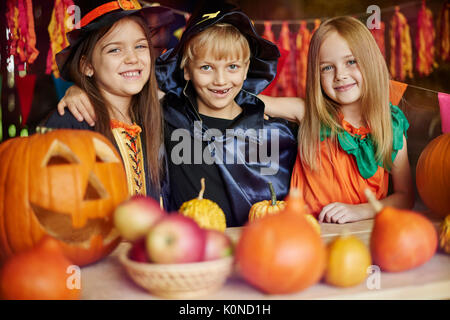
[285,188,308,215]
[364,188,383,213]
[159,196,164,210]
[268,182,277,206]
[198,178,206,200]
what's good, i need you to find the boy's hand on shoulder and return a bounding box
[318,202,373,224]
[57,85,96,126]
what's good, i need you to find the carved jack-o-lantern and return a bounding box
[0,129,129,266]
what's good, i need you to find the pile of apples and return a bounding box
[114,195,233,263]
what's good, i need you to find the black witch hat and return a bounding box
[56,0,175,81]
[155,1,280,95]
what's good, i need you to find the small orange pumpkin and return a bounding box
[0,236,80,300]
[0,129,128,266]
[416,133,450,218]
[248,182,286,221]
[365,190,438,272]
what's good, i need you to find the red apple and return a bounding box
[146,214,206,263]
[129,238,149,263]
[203,230,233,261]
[114,195,165,241]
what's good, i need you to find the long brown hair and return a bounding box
[299,16,393,171]
[67,15,164,190]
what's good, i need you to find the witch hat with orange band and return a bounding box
[56,0,174,81]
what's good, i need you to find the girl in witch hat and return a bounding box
[44,0,174,204]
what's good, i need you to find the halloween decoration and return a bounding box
[248,182,286,222]
[179,178,227,232]
[0,129,128,266]
[416,133,450,218]
[389,6,413,81]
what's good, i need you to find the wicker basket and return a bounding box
[119,244,234,299]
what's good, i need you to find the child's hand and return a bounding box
[318,202,372,224]
[57,85,96,126]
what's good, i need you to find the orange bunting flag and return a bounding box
[389,6,413,81]
[277,22,296,97]
[295,21,311,99]
[312,19,321,33]
[389,80,408,106]
[6,0,39,71]
[370,21,386,58]
[415,0,437,76]
[46,0,75,78]
[438,92,450,133]
[439,1,450,61]
[262,21,275,43]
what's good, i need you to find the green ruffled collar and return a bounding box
[320,104,409,179]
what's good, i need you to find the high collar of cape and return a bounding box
[155,10,279,98]
[161,81,265,133]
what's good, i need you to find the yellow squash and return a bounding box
[179,178,227,231]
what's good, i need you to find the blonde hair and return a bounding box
[180,23,250,69]
[299,16,393,171]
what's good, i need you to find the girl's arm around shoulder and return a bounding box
[257,94,305,124]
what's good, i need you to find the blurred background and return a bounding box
[1,1,448,167]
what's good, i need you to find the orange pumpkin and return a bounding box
[416,133,450,218]
[236,195,326,294]
[0,236,80,300]
[248,182,286,221]
[365,190,438,272]
[0,129,128,266]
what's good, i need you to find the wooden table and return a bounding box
[80,218,450,300]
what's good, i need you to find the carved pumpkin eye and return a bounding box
[84,172,108,201]
[93,137,120,163]
[42,140,81,166]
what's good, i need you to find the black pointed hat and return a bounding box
[155,1,280,95]
[56,0,175,81]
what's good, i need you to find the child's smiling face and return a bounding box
[183,52,250,119]
[319,31,363,108]
[86,18,151,104]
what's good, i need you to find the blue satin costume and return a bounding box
[156,7,298,226]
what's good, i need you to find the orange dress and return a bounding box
[290,105,409,218]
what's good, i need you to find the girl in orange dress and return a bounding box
[262,16,414,223]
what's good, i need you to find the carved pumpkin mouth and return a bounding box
[31,203,119,247]
[30,136,123,247]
